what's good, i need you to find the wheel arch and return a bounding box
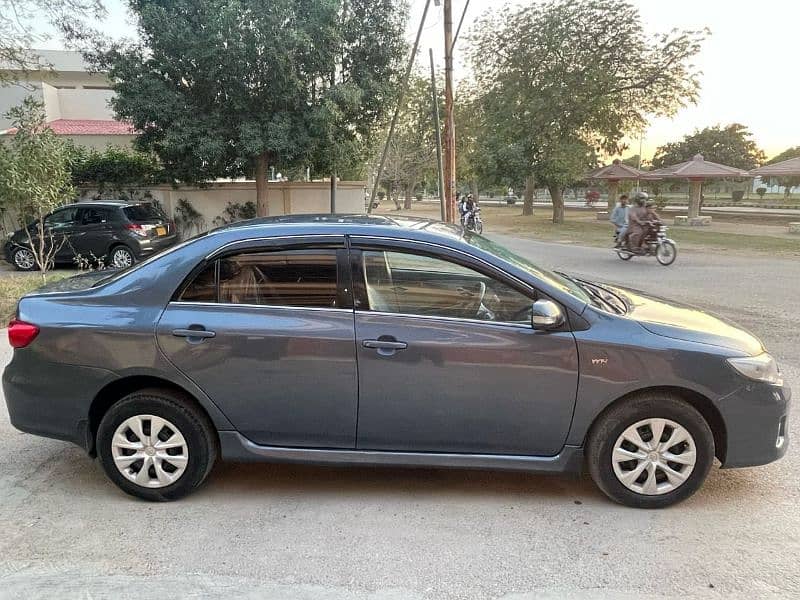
[586,385,727,464]
[88,375,219,456]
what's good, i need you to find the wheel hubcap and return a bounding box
[111,414,189,488]
[112,249,133,268]
[14,249,35,269]
[611,418,696,496]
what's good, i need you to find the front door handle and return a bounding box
[172,328,216,342]
[363,338,408,357]
[363,339,407,350]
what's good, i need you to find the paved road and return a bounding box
[0,238,798,599]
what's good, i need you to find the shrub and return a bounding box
[756,186,767,199]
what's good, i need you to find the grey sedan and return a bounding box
[2,216,790,507]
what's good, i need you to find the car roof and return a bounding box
[63,200,151,209]
[211,214,465,243]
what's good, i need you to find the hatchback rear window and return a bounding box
[123,203,167,222]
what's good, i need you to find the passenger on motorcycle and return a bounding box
[609,194,629,248]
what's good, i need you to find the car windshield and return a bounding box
[465,234,590,304]
[123,203,167,221]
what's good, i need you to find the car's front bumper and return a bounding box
[719,381,790,468]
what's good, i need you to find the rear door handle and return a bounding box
[172,328,216,340]
[363,340,407,350]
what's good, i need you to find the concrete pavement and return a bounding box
[0,237,797,599]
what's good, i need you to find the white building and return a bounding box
[0,49,135,149]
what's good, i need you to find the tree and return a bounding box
[652,124,766,170]
[381,74,440,209]
[468,0,706,223]
[70,145,165,195]
[1,0,104,85]
[93,1,407,217]
[761,146,800,199]
[0,97,75,280]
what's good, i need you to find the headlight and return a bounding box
[727,353,783,386]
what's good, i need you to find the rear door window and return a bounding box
[179,249,342,308]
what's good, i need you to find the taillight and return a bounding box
[8,319,39,348]
[125,223,148,237]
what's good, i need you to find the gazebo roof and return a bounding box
[750,156,800,177]
[586,159,644,181]
[645,154,749,180]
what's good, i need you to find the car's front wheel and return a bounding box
[96,388,217,501]
[11,247,37,271]
[586,392,714,508]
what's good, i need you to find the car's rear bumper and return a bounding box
[719,381,790,468]
[132,234,179,258]
[2,349,116,451]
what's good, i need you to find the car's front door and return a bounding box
[351,242,579,456]
[40,206,82,261]
[157,241,359,448]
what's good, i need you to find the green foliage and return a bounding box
[652,124,766,170]
[467,0,706,222]
[756,186,767,199]
[0,1,105,85]
[213,201,257,227]
[174,198,206,238]
[0,97,75,277]
[92,0,408,195]
[70,145,164,192]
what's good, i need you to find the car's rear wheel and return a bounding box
[109,245,135,269]
[96,388,217,501]
[12,247,37,271]
[586,392,714,508]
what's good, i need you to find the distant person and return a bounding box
[610,194,629,247]
[627,192,650,250]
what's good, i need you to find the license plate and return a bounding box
[156,226,167,236]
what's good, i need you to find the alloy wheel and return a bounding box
[611,418,696,495]
[111,247,133,268]
[111,414,189,488]
[13,248,36,270]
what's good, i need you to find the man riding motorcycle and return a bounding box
[625,192,651,251]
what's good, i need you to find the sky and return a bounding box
[35,0,800,161]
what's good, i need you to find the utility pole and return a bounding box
[429,49,446,222]
[443,0,456,223]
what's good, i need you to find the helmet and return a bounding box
[634,191,649,201]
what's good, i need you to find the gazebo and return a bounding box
[645,154,750,225]
[750,156,800,181]
[586,159,645,211]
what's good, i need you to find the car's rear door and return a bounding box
[156,237,359,448]
[350,238,580,457]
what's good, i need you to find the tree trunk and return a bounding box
[550,185,565,224]
[522,175,535,216]
[255,152,270,217]
[403,184,413,210]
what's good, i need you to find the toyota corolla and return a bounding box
[2,215,790,507]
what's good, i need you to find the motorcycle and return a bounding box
[615,221,677,266]
[464,206,483,234]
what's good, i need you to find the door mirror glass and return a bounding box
[531,299,564,330]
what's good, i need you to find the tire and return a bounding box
[586,392,714,508]
[475,221,484,234]
[11,247,37,271]
[97,388,218,501]
[656,241,677,266]
[109,245,135,269]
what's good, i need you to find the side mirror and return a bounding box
[531,299,565,330]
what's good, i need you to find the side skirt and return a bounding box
[219,431,584,474]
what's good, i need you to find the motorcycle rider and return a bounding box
[463,194,477,228]
[626,192,650,251]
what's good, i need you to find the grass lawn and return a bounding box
[381,204,800,256]
[0,271,73,327]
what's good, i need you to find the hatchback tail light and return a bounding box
[8,319,39,348]
[125,223,148,237]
